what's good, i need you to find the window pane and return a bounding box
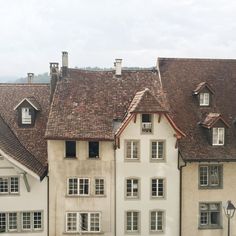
[142,114,152,132]
[10,177,19,193]
[8,213,17,231]
[152,179,164,197]
[95,179,104,195]
[90,213,100,232]
[67,213,77,232]
[218,128,224,145]
[126,179,138,197]
[212,128,218,145]
[0,213,6,232]
[89,142,99,158]
[65,141,76,158]
[151,211,163,231]
[151,142,157,159]
[68,178,78,195]
[200,166,208,186]
[210,166,219,186]
[22,212,31,230]
[210,212,220,225]
[33,212,42,230]
[126,141,139,159]
[79,179,89,195]
[126,211,139,231]
[200,212,208,225]
[80,213,88,232]
[0,178,8,194]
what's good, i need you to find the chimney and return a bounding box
[27,73,34,83]
[114,59,122,76]
[50,62,59,102]
[62,51,68,77]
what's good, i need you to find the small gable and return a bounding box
[200,113,229,129]
[193,82,214,95]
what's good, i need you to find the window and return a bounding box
[21,107,32,124]
[22,212,31,230]
[125,140,139,160]
[151,178,164,198]
[150,211,164,232]
[212,128,225,145]
[200,93,210,106]
[33,212,42,230]
[151,141,165,160]
[65,141,76,158]
[67,178,89,196]
[8,213,17,232]
[95,179,105,195]
[0,213,6,232]
[199,165,222,188]
[126,179,139,198]
[199,203,221,229]
[66,212,100,233]
[0,177,19,194]
[89,142,99,158]
[141,114,152,133]
[126,211,139,232]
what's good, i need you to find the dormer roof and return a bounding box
[200,113,230,129]
[128,88,167,114]
[193,82,215,95]
[14,97,41,111]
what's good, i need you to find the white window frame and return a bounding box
[151,178,165,198]
[125,140,139,160]
[150,210,164,232]
[66,212,101,233]
[33,212,42,231]
[199,93,210,106]
[22,212,31,231]
[151,140,165,160]
[0,176,19,195]
[8,212,18,232]
[0,213,6,232]
[126,211,139,233]
[21,107,32,124]
[212,127,225,146]
[95,178,105,196]
[67,178,90,196]
[126,178,139,198]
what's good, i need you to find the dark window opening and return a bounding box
[141,114,152,133]
[65,141,76,158]
[89,142,99,158]
[142,114,151,122]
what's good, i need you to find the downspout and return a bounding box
[178,151,186,236]
[114,141,117,236]
[47,175,49,236]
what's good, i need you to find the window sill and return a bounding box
[199,186,223,190]
[124,159,140,162]
[64,157,78,160]
[198,226,222,230]
[65,195,107,198]
[150,158,166,163]
[150,230,164,234]
[63,231,104,234]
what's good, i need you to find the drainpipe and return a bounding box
[47,175,49,236]
[114,141,117,236]
[178,151,186,236]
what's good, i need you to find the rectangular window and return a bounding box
[126,211,139,232]
[151,178,164,197]
[151,141,165,160]
[79,178,89,195]
[141,114,152,133]
[95,179,104,195]
[33,212,42,230]
[0,213,6,232]
[66,212,100,233]
[200,93,210,106]
[22,212,31,230]
[126,141,139,160]
[89,142,99,158]
[126,179,139,198]
[212,127,225,145]
[67,178,89,196]
[65,141,76,158]
[0,177,19,195]
[22,107,32,124]
[199,203,221,228]
[8,213,17,232]
[68,178,78,195]
[150,211,164,232]
[199,165,222,188]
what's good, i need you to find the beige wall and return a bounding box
[116,114,180,236]
[182,162,236,236]
[48,140,115,236]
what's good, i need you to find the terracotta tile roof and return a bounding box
[159,57,236,161]
[46,69,167,140]
[200,113,229,128]
[0,84,50,178]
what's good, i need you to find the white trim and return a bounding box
[14,98,40,111]
[0,149,40,180]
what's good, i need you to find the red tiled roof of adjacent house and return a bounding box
[200,113,229,128]
[0,84,50,178]
[46,68,167,140]
[159,57,236,161]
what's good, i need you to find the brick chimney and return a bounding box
[50,62,59,102]
[114,59,122,76]
[27,73,34,83]
[62,51,68,77]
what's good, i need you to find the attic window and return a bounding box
[65,141,76,158]
[199,93,210,106]
[141,114,152,133]
[212,128,225,146]
[21,108,32,124]
[89,142,99,158]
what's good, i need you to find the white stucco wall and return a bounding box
[116,114,180,236]
[48,140,115,236]
[0,157,48,236]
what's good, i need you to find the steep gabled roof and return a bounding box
[159,57,236,161]
[14,97,41,111]
[46,68,167,140]
[200,113,230,128]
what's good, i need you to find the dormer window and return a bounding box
[21,107,32,124]
[141,114,152,133]
[199,93,210,106]
[212,127,225,146]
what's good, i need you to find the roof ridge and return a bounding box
[0,83,49,87]
[159,57,236,62]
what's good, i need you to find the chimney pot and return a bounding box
[50,62,59,75]
[27,73,34,83]
[115,59,122,76]
[62,51,68,68]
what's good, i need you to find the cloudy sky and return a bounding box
[1,0,236,79]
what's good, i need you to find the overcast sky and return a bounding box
[1,0,236,79]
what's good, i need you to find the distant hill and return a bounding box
[15,72,50,83]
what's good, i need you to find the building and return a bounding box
[159,58,236,236]
[0,81,50,236]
